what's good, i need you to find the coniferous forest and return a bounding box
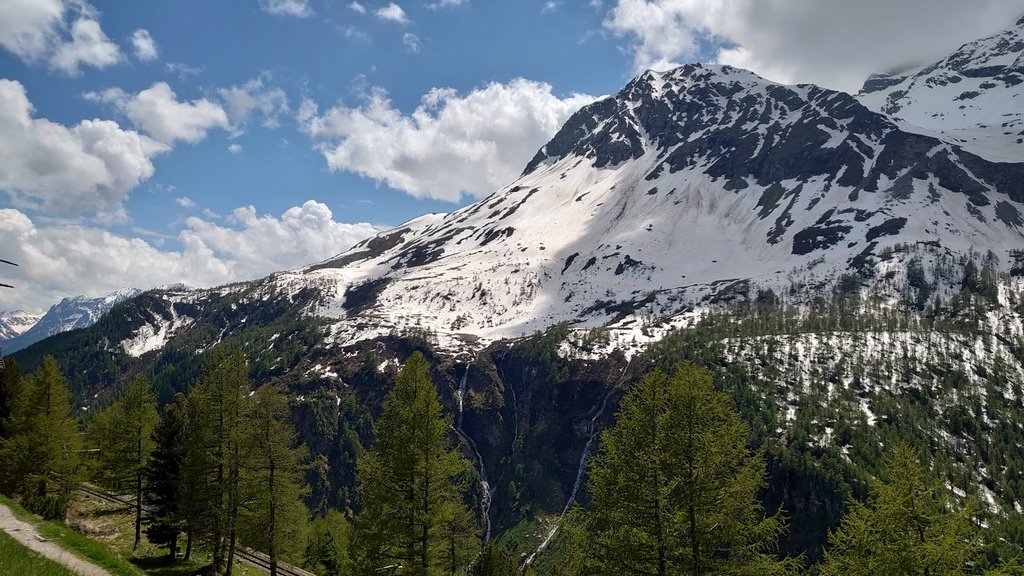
[2,326,1024,575]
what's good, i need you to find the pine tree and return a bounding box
[0,356,81,518]
[239,384,310,576]
[144,393,187,560]
[88,373,159,552]
[580,364,798,576]
[356,351,480,575]
[820,444,988,576]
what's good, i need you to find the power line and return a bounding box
[1,258,15,289]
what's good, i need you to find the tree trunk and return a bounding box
[269,455,277,576]
[184,530,193,561]
[653,396,666,576]
[687,405,700,576]
[655,477,666,576]
[421,441,431,575]
[133,467,143,553]
[226,530,236,576]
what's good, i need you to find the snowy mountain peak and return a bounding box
[2,288,142,353]
[858,17,1024,162]
[273,57,1024,352]
[0,310,43,342]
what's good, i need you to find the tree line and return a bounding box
[1,349,1022,575]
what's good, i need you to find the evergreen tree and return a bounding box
[185,346,250,574]
[88,373,159,552]
[580,364,798,576]
[304,510,355,576]
[177,387,211,562]
[356,351,480,575]
[820,444,990,576]
[239,384,310,576]
[468,543,525,576]
[144,393,187,559]
[0,356,81,518]
[0,356,22,440]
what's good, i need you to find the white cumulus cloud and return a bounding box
[87,82,230,145]
[47,16,121,75]
[0,78,167,218]
[604,0,1024,92]
[180,200,380,276]
[300,79,595,201]
[130,29,158,62]
[218,76,290,130]
[259,0,313,17]
[376,3,410,24]
[0,0,123,75]
[0,203,380,311]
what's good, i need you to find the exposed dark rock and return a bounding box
[996,201,1024,227]
[561,252,580,274]
[613,255,643,276]
[307,227,411,271]
[866,217,908,241]
[792,224,853,255]
[343,278,392,314]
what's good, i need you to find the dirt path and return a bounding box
[0,502,112,576]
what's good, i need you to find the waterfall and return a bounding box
[455,364,494,541]
[526,357,631,565]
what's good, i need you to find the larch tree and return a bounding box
[88,373,159,552]
[356,351,480,575]
[239,384,310,576]
[580,364,799,576]
[186,346,250,575]
[820,443,1000,576]
[0,356,81,518]
[304,510,355,576]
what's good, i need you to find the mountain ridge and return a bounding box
[857,16,1024,162]
[266,60,1024,353]
[2,288,142,353]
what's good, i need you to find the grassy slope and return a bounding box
[0,529,78,576]
[0,494,144,576]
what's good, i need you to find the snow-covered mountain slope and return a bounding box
[3,288,141,353]
[272,63,1024,351]
[858,16,1024,162]
[0,310,42,341]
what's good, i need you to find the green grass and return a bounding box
[1,493,273,576]
[0,529,78,576]
[0,493,144,576]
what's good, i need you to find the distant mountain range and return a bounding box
[0,310,42,341]
[1,288,141,354]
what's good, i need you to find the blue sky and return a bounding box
[1,0,1021,310]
